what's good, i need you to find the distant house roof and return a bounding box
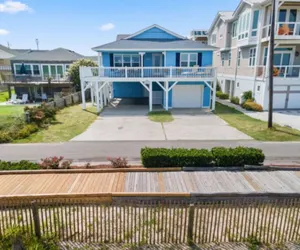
[116,34,131,40]
[11,48,84,62]
[208,11,234,34]
[93,39,217,51]
[84,55,98,62]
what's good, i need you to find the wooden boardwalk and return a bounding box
[0,171,300,196]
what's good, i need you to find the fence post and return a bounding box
[31,201,41,239]
[187,204,195,245]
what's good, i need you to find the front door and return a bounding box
[152,53,163,77]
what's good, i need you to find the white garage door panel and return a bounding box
[273,93,286,109]
[288,93,300,109]
[173,85,203,108]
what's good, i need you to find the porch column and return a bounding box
[81,80,86,110]
[7,84,11,99]
[91,83,94,105]
[212,78,217,111]
[100,83,104,109]
[149,81,153,112]
[162,51,166,66]
[164,81,169,111]
[95,82,100,112]
[104,84,107,106]
[139,52,145,77]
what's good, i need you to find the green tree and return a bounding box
[68,59,97,90]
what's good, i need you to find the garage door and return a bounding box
[172,85,203,108]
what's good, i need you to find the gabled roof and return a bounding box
[116,34,130,40]
[11,48,84,62]
[92,39,217,51]
[124,24,186,40]
[208,11,234,34]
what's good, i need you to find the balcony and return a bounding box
[80,66,216,82]
[262,22,300,40]
[4,75,72,84]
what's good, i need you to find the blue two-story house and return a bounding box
[80,24,217,112]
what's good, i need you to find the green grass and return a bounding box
[215,102,300,141]
[0,89,15,103]
[0,105,25,130]
[15,104,99,143]
[148,111,174,123]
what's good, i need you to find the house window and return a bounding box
[232,21,237,38]
[14,64,35,75]
[251,10,259,37]
[15,64,21,75]
[237,50,241,66]
[220,33,223,39]
[42,64,65,77]
[32,65,40,75]
[257,85,261,91]
[221,53,225,66]
[65,64,71,71]
[211,34,216,44]
[180,53,198,67]
[228,51,232,66]
[113,54,140,67]
[249,48,256,66]
[237,82,240,87]
[237,11,250,40]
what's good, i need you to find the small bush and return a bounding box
[211,147,265,167]
[216,91,223,98]
[0,132,12,143]
[218,93,229,100]
[107,157,128,168]
[216,82,221,92]
[40,156,68,169]
[0,160,40,170]
[242,90,253,101]
[17,124,39,139]
[242,101,263,112]
[141,147,213,168]
[24,103,57,126]
[230,96,240,105]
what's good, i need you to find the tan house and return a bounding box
[208,0,300,110]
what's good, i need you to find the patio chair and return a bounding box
[20,94,28,104]
[6,94,17,104]
[278,24,291,35]
[42,93,47,101]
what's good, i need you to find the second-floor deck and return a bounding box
[262,22,300,41]
[3,74,72,84]
[80,66,216,82]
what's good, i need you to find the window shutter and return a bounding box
[176,53,180,66]
[198,53,202,66]
[110,53,114,67]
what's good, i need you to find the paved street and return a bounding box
[1,141,300,164]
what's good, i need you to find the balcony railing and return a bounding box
[3,74,71,84]
[262,22,300,39]
[81,66,216,79]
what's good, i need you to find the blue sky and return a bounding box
[0,0,240,55]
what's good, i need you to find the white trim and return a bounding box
[180,53,198,67]
[124,24,186,40]
[94,48,216,52]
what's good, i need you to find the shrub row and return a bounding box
[141,147,265,168]
[216,91,229,100]
[242,101,263,112]
[0,160,40,170]
[230,96,240,105]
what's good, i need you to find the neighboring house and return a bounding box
[80,24,217,112]
[7,48,84,101]
[0,44,29,82]
[208,0,300,110]
[190,30,209,44]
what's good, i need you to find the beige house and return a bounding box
[208,0,300,110]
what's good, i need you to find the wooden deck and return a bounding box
[0,171,300,196]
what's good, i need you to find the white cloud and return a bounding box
[99,23,115,31]
[0,29,9,35]
[0,1,32,14]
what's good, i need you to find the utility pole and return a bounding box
[268,0,276,128]
[35,39,39,50]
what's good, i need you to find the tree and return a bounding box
[68,59,97,90]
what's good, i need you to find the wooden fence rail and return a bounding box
[0,193,299,245]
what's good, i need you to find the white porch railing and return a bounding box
[81,66,215,79]
[262,22,300,38]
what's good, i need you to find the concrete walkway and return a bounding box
[218,99,300,130]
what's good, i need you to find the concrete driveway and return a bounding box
[72,105,251,141]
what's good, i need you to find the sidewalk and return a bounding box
[217,98,300,131]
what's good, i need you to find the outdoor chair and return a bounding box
[42,93,47,101]
[20,94,28,104]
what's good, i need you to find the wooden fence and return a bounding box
[0,193,299,245]
[46,91,90,109]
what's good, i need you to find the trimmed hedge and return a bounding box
[141,147,265,168]
[141,148,213,168]
[0,160,40,170]
[242,101,263,112]
[216,91,229,100]
[230,96,240,105]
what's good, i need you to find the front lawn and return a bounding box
[0,89,15,103]
[16,104,99,143]
[215,102,300,141]
[0,105,24,130]
[148,111,174,123]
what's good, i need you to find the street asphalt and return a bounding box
[1,140,300,164]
